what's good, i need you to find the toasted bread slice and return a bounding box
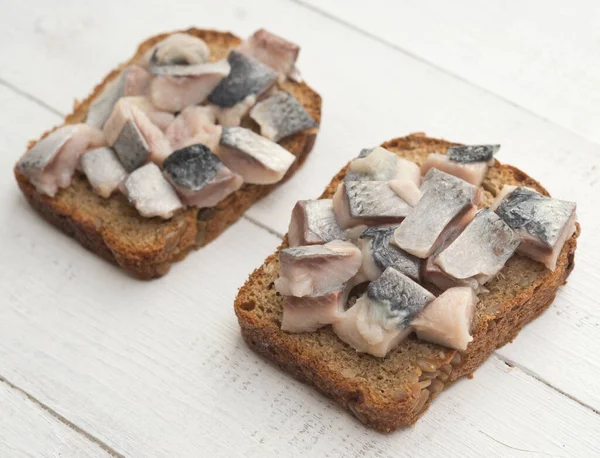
[234,133,579,432]
[14,28,322,279]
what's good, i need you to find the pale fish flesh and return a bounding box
[411,286,477,351]
[435,208,520,285]
[237,29,299,80]
[288,199,344,247]
[249,91,317,142]
[345,146,421,184]
[150,59,230,112]
[281,285,349,333]
[275,240,362,297]
[123,163,183,219]
[333,267,435,357]
[165,105,221,151]
[393,169,481,258]
[103,99,172,171]
[495,187,577,270]
[421,145,499,186]
[332,181,413,229]
[149,33,210,66]
[17,124,106,196]
[80,146,127,198]
[217,126,295,184]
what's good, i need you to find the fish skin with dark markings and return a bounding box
[359,226,421,282]
[495,187,576,247]
[208,51,277,107]
[112,119,149,172]
[288,199,344,246]
[435,208,520,281]
[249,91,317,142]
[447,144,500,163]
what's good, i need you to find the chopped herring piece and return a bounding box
[275,240,362,297]
[281,286,348,333]
[165,106,221,151]
[118,96,175,131]
[212,95,257,127]
[81,147,127,198]
[388,180,422,207]
[17,124,106,197]
[422,222,479,291]
[237,29,299,80]
[421,153,489,187]
[103,99,172,171]
[124,65,152,97]
[249,91,317,141]
[123,163,183,219]
[333,268,435,357]
[207,51,277,108]
[393,169,481,258]
[332,181,413,230]
[411,287,477,351]
[218,127,295,184]
[435,208,520,285]
[358,226,421,282]
[86,70,128,128]
[288,199,344,247]
[149,60,230,112]
[345,146,420,184]
[163,144,242,209]
[447,144,500,163]
[421,145,498,186]
[495,187,577,270]
[149,33,210,66]
[490,184,520,210]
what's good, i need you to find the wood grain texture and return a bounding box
[0,380,111,458]
[301,0,600,145]
[0,0,599,455]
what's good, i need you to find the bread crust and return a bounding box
[234,133,579,432]
[14,28,322,279]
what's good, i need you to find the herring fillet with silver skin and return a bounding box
[495,187,577,271]
[86,70,128,128]
[217,126,295,184]
[162,144,243,209]
[333,267,435,357]
[358,226,421,282]
[16,124,106,197]
[332,181,413,229]
[281,286,348,333]
[80,147,128,198]
[123,163,183,219]
[344,146,421,184]
[249,91,317,142]
[288,199,344,247]
[435,208,520,285]
[411,286,478,351]
[275,240,362,297]
[236,29,300,80]
[421,144,499,186]
[103,99,172,171]
[149,60,231,112]
[393,168,481,258]
[149,33,210,66]
[208,51,277,107]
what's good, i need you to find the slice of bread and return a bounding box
[234,133,579,432]
[14,28,322,279]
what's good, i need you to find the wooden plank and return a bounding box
[0,379,111,458]
[300,0,600,145]
[1,87,599,457]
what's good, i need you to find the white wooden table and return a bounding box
[1,1,599,456]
